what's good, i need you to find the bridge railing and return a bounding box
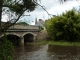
[3,29,40,32]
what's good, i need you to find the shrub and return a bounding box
[0,34,14,60]
[45,8,80,42]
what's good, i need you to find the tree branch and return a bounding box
[33,1,52,18]
[2,11,25,31]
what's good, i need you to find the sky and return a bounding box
[2,0,80,25]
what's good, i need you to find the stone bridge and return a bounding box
[0,25,40,45]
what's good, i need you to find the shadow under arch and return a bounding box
[0,33,20,38]
[1,34,20,45]
[23,33,34,43]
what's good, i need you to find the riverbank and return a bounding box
[34,40,80,46]
[27,40,80,47]
[49,41,80,46]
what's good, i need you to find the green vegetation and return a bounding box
[26,40,47,45]
[0,34,14,60]
[45,8,80,42]
[32,40,80,46]
[48,41,80,46]
[39,26,44,30]
[35,40,48,45]
[33,40,80,46]
[16,22,29,26]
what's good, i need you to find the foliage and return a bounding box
[7,0,38,14]
[39,26,44,30]
[16,22,29,26]
[0,0,39,33]
[48,41,80,46]
[45,8,80,42]
[0,34,14,60]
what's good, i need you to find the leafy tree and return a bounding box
[16,22,29,25]
[0,0,39,36]
[46,8,80,42]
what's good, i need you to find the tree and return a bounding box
[45,8,80,42]
[0,0,39,36]
[16,22,29,25]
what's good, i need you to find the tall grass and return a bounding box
[35,40,48,45]
[27,40,80,46]
[48,41,80,46]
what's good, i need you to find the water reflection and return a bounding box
[48,45,80,60]
[13,43,49,60]
[13,43,80,60]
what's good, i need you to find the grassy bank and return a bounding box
[34,40,48,45]
[48,41,80,46]
[31,40,80,46]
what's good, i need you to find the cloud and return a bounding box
[2,15,8,22]
[48,0,80,15]
[35,0,59,11]
[27,0,80,25]
[2,0,80,25]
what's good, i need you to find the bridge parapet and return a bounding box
[9,25,39,29]
[6,29,40,32]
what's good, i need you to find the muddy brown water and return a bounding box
[13,43,80,60]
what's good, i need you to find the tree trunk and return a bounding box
[0,0,3,36]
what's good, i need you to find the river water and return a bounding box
[13,43,80,60]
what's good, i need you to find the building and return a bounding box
[35,18,45,30]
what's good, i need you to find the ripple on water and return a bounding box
[13,44,80,60]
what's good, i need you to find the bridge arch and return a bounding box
[22,32,35,43]
[0,33,20,45]
[22,32,35,37]
[0,33,20,38]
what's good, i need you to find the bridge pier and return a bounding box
[33,36,36,41]
[19,36,24,45]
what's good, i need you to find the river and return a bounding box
[13,43,80,60]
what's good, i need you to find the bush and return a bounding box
[0,34,14,60]
[45,8,80,42]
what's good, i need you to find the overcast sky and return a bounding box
[2,0,80,25]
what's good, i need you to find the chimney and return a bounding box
[39,19,42,21]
